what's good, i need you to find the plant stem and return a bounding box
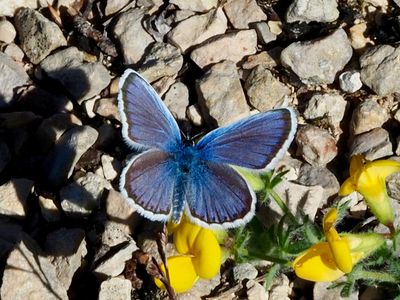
[352,270,398,283]
[268,189,299,225]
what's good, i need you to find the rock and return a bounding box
[269,274,291,300]
[281,29,352,84]
[172,9,196,23]
[0,178,33,218]
[0,52,30,107]
[163,82,189,120]
[94,240,138,278]
[350,99,389,135]
[387,172,400,201]
[34,113,82,154]
[0,18,16,43]
[101,155,120,181]
[1,238,68,300]
[170,0,218,12]
[112,8,154,65]
[253,22,277,45]
[177,273,221,299]
[260,179,324,226]
[349,22,374,51]
[397,137,400,156]
[246,280,268,300]
[0,221,23,258]
[187,104,204,126]
[303,93,347,134]
[296,125,338,166]
[136,0,164,8]
[0,141,11,173]
[244,66,291,111]
[38,47,111,103]
[4,43,25,61]
[101,221,134,248]
[94,98,120,120]
[137,42,183,82]
[98,277,132,300]
[285,0,339,23]
[105,189,138,233]
[233,263,258,282]
[38,196,61,222]
[0,0,37,17]
[339,70,363,93]
[314,281,358,300]
[191,29,258,68]
[223,0,267,29]
[45,228,87,289]
[14,8,66,64]
[104,0,131,16]
[196,60,250,126]
[297,163,340,198]
[0,111,41,128]
[60,172,111,217]
[241,51,278,70]
[168,8,227,53]
[360,44,400,96]
[43,125,98,187]
[350,128,393,160]
[83,98,97,118]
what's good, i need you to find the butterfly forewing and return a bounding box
[185,162,256,229]
[120,149,176,221]
[196,108,297,170]
[118,69,182,151]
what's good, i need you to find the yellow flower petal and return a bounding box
[154,256,198,293]
[338,178,357,196]
[191,228,221,279]
[293,242,345,282]
[323,208,337,232]
[349,155,364,176]
[173,219,201,255]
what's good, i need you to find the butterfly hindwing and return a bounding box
[120,149,176,222]
[118,69,182,151]
[196,108,297,170]
[185,162,256,229]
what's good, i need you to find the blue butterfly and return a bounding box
[118,69,297,229]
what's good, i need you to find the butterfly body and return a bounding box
[118,69,297,229]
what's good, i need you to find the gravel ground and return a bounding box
[0,0,399,299]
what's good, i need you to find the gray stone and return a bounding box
[170,0,218,12]
[187,104,204,126]
[38,196,61,222]
[350,128,393,161]
[112,8,154,65]
[14,8,66,64]
[286,0,339,23]
[387,172,400,201]
[176,273,221,299]
[0,52,30,107]
[350,99,389,135]
[297,163,340,198]
[38,47,111,103]
[245,66,291,112]
[94,98,120,120]
[0,0,37,17]
[339,70,363,93]
[253,22,277,45]
[223,0,267,29]
[4,43,25,61]
[296,125,337,166]
[136,0,163,8]
[197,60,250,126]
[0,141,11,173]
[233,263,258,282]
[46,228,87,289]
[60,172,111,217]
[246,280,268,300]
[269,274,291,300]
[94,240,138,278]
[98,278,132,300]
[105,189,138,233]
[163,82,189,120]
[167,8,227,53]
[397,137,400,156]
[101,221,133,248]
[101,154,120,181]
[0,18,16,43]
[360,44,400,96]
[241,51,278,70]
[281,29,352,84]
[0,179,33,219]
[314,281,358,300]
[1,238,68,300]
[191,29,258,69]
[104,0,131,16]
[137,42,183,82]
[43,125,98,187]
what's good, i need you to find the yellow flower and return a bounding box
[339,155,400,227]
[293,208,384,282]
[154,217,222,293]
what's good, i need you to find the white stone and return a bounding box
[223,0,267,29]
[0,179,33,218]
[286,0,339,23]
[187,104,204,126]
[339,70,363,93]
[0,18,16,43]
[170,0,218,12]
[163,82,189,120]
[0,0,37,17]
[99,278,132,300]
